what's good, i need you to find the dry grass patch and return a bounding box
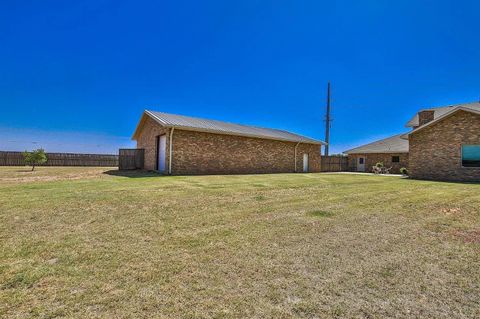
[0,166,113,183]
[0,168,479,318]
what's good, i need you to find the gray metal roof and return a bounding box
[406,102,480,127]
[344,134,409,154]
[140,110,325,144]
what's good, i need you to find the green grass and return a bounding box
[0,167,479,318]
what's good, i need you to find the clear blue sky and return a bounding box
[1,0,480,154]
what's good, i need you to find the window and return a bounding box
[359,157,364,164]
[392,156,400,163]
[462,145,480,167]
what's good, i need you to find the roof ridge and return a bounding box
[421,101,480,111]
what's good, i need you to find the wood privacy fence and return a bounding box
[0,151,118,167]
[321,155,348,172]
[118,149,144,170]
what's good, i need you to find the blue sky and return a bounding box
[1,0,480,154]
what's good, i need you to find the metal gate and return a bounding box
[119,149,144,170]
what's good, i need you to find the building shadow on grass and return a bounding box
[103,169,162,178]
[404,176,480,185]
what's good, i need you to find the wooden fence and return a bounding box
[321,155,348,172]
[119,149,144,170]
[0,151,118,167]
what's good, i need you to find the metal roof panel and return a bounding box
[142,110,325,145]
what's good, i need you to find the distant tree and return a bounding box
[23,149,47,171]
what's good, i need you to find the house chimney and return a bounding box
[417,110,435,127]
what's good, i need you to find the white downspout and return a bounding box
[168,127,174,175]
[294,142,300,172]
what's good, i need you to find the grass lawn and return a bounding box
[1,167,479,318]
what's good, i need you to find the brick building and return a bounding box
[344,102,480,181]
[344,134,409,174]
[405,105,480,181]
[132,110,325,175]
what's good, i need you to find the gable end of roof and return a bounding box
[406,106,480,136]
[131,111,167,140]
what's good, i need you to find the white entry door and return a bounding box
[158,135,167,173]
[357,156,366,172]
[303,153,309,172]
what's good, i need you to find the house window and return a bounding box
[462,145,480,167]
[392,156,400,163]
[359,157,364,164]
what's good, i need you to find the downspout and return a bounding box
[294,142,300,172]
[168,127,174,175]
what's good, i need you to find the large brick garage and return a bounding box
[132,111,325,175]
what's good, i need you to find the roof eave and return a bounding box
[164,124,326,145]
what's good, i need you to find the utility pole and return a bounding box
[324,82,331,156]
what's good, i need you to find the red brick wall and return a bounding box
[409,110,480,181]
[348,153,409,174]
[135,118,322,174]
[136,117,171,171]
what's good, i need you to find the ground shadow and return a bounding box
[103,169,162,178]
[405,177,480,185]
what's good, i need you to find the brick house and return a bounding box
[132,110,325,175]
[405,103,480,181]
[344,134,409,174]
[344,102,480,181]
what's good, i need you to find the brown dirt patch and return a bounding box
[0,167,111,183]
[440,207,462,215]
[453,228,480,243]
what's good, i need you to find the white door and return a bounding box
[303,153,309,172]
[158,135,167,173]
[357,156,366,172]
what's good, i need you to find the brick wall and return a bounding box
[418,110,435,127]
[136,117,171,171]
[136,117,322,174]
[348,153,409,174]
[409,110,480,181]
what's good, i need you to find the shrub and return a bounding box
[400,167,408,175]
[375,162,384,168]
[23,149,47,171]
